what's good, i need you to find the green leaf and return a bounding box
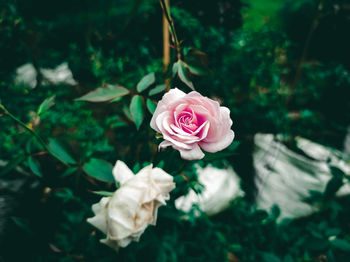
[178,60,194,90]
[146,99,157,114]
[83,158,114,183]
[109,96,123,103]
[92,191,114,197]
[331,238,350,251]
[122,105,133,121]
[37,95,55,115]
[271,204,281,219]
[203,141,240,161]
[130,95,144,129]
[325,228,341,237]
[186,63,207,76]
[25,138,34,154]
[61,167,78,177]
[136,72,156,93]
[11,217,34,235]
[28,157,42,177]
[330,166,346,177]
[172,61,179,76]
[324,167,344,199]
[262,253,281,262]
[25,138,41,155]
[75,84,129,102]
[149,84,166,96]
[230,244,242,252]
[48,138,76,164]
[184,48,209,76]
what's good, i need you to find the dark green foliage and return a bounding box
[0,0,349,261]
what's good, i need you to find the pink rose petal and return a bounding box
[150,88,234,160]
[179,144,205,160]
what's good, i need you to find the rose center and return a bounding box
[177,110,199,133]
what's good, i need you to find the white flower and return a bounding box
[14,62,77,89]
[175,164,244,216]
[87,160,175,250]
[254,134,350,221]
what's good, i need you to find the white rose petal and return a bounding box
[87,161,175,251]
[175,164,244,216]
[254,134,350,221]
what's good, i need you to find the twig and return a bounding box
[159,0,182,60]
[0,103,68,166]
[0,103,49,151]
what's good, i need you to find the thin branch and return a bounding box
[159,0,182,60]
[0,103,68,166]
[0,103,48,151]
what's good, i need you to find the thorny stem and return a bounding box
[0,103,68,166]
[159,0,182,60]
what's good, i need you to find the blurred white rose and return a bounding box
[87,160,175,251]
[254,134,350,221]
[175,164,244,216]
[14,62,77,89]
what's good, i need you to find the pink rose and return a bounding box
[150,88,235,160]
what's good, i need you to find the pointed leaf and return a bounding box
[136,72,155,93]
[130,95,144,129]
[262,253,281,262]
[146,99,157,114]
[324,167,344,199]
[92,191,114,197]
[331,238,350,251]
[109,96,123,103]
[172,61,179,77]
[61,167,78,177]
[123,105,133,122]
[83,158,114,183]
[184,48,209,68]
[186,63,207,76]
[178,60,194,90]
[149,84,166,96]
[26,138,34,154]
[11,217,34,235]
[37,95,55,115]
[48,138,76,164]
[75,84,129,102]
[28,157,42,177]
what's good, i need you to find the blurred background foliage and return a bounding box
[0,0,350,261]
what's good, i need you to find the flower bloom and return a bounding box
[87,160,175,250]
[175,164,244,216]
[150,88,235,160]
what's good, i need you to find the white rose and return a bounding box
[87,160,175,250]
[254,134,350,221]
[175,164,244,216]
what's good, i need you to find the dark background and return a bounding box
[0,0,350,261]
